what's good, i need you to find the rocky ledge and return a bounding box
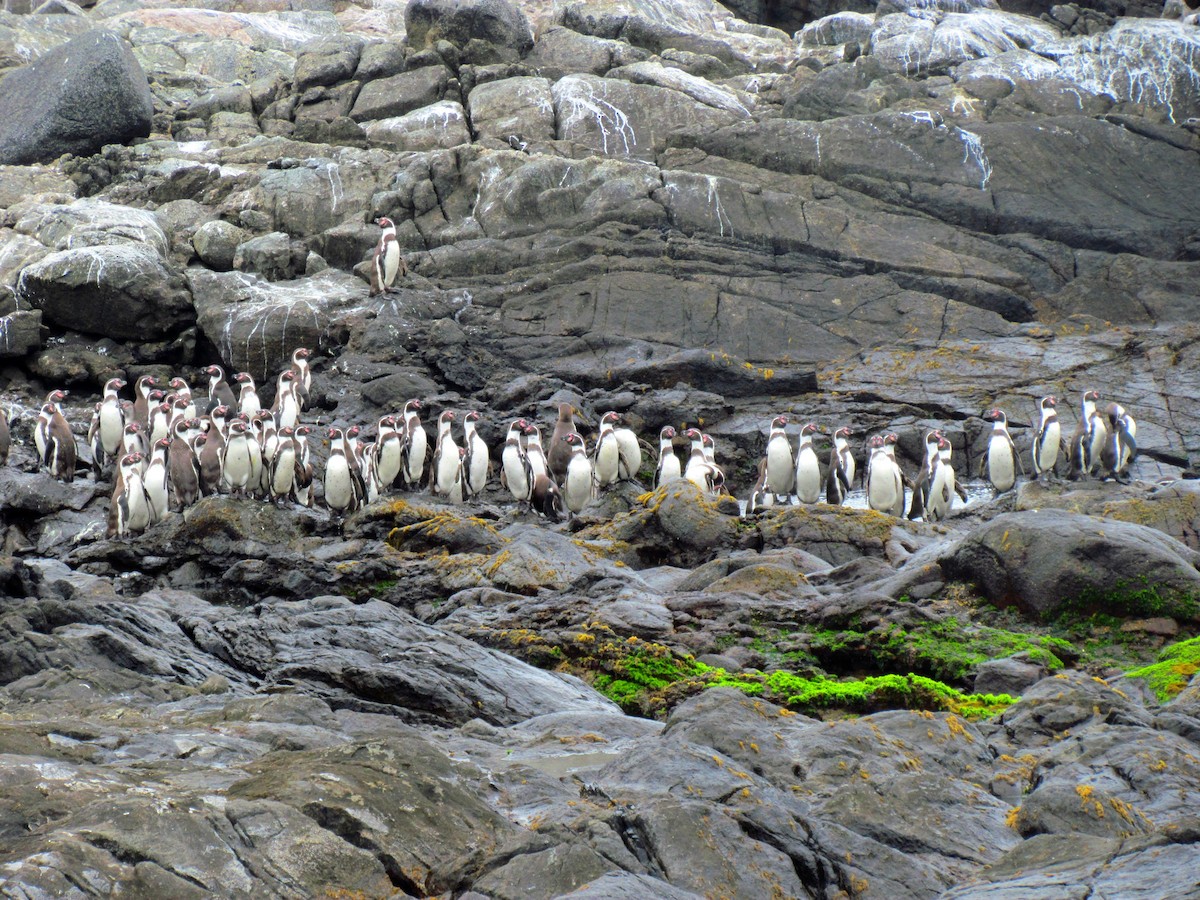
[1,0,1199,894]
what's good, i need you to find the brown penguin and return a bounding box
[44,394,76,482]
[168,417,201,509]
[547,402,580,485]
[204,365,238,414]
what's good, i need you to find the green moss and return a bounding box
[1125,635,1200,702]
[1058,577,1199,623]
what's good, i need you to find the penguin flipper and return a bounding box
[907,486,925,521]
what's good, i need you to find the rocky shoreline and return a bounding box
[2,0,1200,894]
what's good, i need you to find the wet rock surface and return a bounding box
[1,0,1199,895]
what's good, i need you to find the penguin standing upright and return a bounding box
[922,435,956,523]
[561,432,595,514]
[168,377,197,421]
[290,347,312,410]
[90,377,126,476]
[981,409,1021,493]
[501,418,533,503]
[655,426,681,487]
[430,410,462,500]
[400,399,428,489]
[613,416,641,482]
[324,427,358,517]
[793,423,821,504]
[222,420,255,498]
[1031,396,1062,481]
[234,372,262,419]
[291,424,315,507]
[1069,390,1107,479]
[144,437,171,524]
[592,412,621,489]
[168,417,201,509]
[684,428,718,493]
[132,376,160,430]
[108,452,151,538]
[1101,402,1137,482]
[204,366,237,415]
[373,415,403,494]
[269,425,298,504]
[524,423,550,483]
[747,458,773,514]
[43,392,76,482]
[764,415,794,500]
[271,370,301,431]
[547,402,580,485]
[866,434,905,517]
[825,426,854,506]
[908,430,942,521]
[370,217,405,296]
[462,410,490,499]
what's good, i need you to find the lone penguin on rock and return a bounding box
[370,216,406,296]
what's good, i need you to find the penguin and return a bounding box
[271,369,301,431]
[500,418,533,503]
[531,471,565,522]
[0,405,9,466]
[34,389,67,464]
[90,377,126,476]
[747,458,774,515]
[290,347,312,410]
[145,437,171,524]
[342,425,370,506]
[462,410,490,499]
[220,419,254,497]
[198,405,229,496]
[1031,395,1062,481]
[980,409,1021,493]
[562,431,595,514]
[592,412,621,489]
[373,414,403,494]
[908,430,942,521]
[205,365,237,415]
[168,377,197,421]
[43,393,76,482]
[655,426,681,488]
[131,376,159,430]
[291,424,315,508]
[866,434,905,517]
[922,435,956,523]
[547,402,580,485]
[234,372,262,419]
[1101,402,1137,482]
[764,414,794,500]
[430,410,462,500]
[826,426,854,506]
[324,427,358,517]
[701,434,727,494]
[121,420,148,471]
[524,423,550,483]
[269,425,298,504]
[794,423,822,504]
[255,412,280,496]
[107,452,151,538]
[168,417,201,509]
[244,414,265,498]
[400,399,428,490]
[148,400,173,449]
[1069,390,1107,479]
[613,416,641,482]
[684,428,716,493]
[370,216,405,296]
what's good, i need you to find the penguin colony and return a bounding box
[12,374,1138,538]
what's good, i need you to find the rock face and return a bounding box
[0,30,153,165]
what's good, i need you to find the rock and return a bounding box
[233,231,305,280]
[349,64,453,122]
[466,76,556,145]
[973,653,1048,696]
[192,219,248,271]
[0,30,153,165]
[292,37,363,92]
[405,0,533,60]
[0,310,43,357]
[941,510,1200,623]
[362,100,471,151]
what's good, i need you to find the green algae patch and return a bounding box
[1125,635,1200,702]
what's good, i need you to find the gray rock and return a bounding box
[0,310,43,357]
[466,76,556,144]
[405,0,533,60]
[362,100,471,151]
[191,220,247,272]
[942,510,1200,623]
[233,231,304,281]
[0,30,153,165]
[974,654,1049,696]
[293,37,363,92]
[349,64,453,122]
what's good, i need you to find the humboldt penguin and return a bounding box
[168,377,197,421]
[131,376,159,430]
[370,217,405,296]
[168,417,201,509]
[430,410,462,500]
[373,414,403,494]
[500,419,533,503]
[145,437,171,524]
[866,434,905,517]
[613,416,641,482]
[462,410,490,499]
[400,399,428,489]
[271,369,301,431]
[121,421,148,471]
[826,426,854,506]
[291,424,315,507]
[202,366,236,416]
[1068,390,1107,479]
[107,452,151,538]
[764,414,794,500]
[91,377,126,475]
[148,400,173,449]
[222,419,255,497]
[747,458,774,515]
[981,409,1021,493]
[1101,402,1137,482]
[255,412,279,496]
[1031,395,1061,481]
[655,426,681,488]
[531,471,565,521]
[908,430,942,521]
[42,392,75,482]
[523,423,550,483]
[794,423,822,504]
[35,389,66,463]
[684,428,717,493]
[562,432,595,514]
[923,435,956,523]
[324,427,358,517]
[592,412,621,489]
[547,402,580,485]
[290,347,312,409]
[269,425,298,504]
[701,434,727,494]
[234,372,262,419]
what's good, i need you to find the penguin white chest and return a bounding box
[565,454,594,512]
[325,454,355,511]
[987,435,1016,491]
[794,444,821,504]
[467,432,489,495]
[594,433,619,486]
[224,436,253,490]
[765,435,794,495]
[658,452,681,485]
[503,444,531,501]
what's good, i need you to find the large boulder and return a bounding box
[0,30,153,165]
[942,510,1200,622]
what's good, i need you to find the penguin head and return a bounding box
[293,347,310,361]
[465,411,481,423]
[661,426,676,440]
[771,414,788,429]
[376,217,394,229]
